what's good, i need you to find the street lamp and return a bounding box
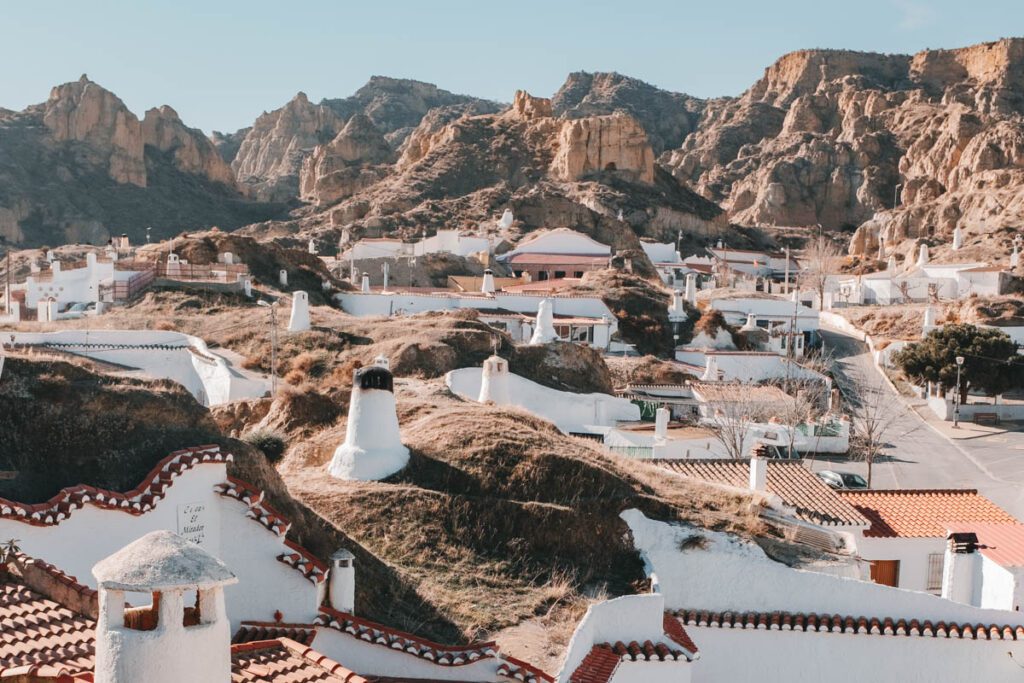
[953,355,965,428]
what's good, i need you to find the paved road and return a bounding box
[815,327,1024,518]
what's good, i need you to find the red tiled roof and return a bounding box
[506,253,610,266]
[231,638,367,683]
[662,612,699,655]
[838,489,1018,538]
[947,522,1024,568]
[316,606,498,667]
[497,655,555,683]
[234,622,319,647]
[0,445,231,525]
[675,609,1024,640]
[655,459,868,527]
[568,646,620,683]
[604,640,690,661]
[0,572,95,678]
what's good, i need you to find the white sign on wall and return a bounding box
[177,502,209,547]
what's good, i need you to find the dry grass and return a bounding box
[275,377,764,643]
[605,355,695,388]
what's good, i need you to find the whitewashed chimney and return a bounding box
[308,238,317,254]
[941,532,980,606]
[242,277,253,298]
[529,299,558,345]
[498,208,514,229]
[922,306,936,334]
[287,291,310,332]
[654,407,669,441]
[740,313,759,333]
[374,354,390,369]
[481,269,496,294]
[917,243,929,267]
[478,355,511,405]
[361,272,370,293]
[278,269,288,286]
[952,226,963,251]
[670,290,685,318]
[328,365,409,481]
[221,252,234,265]
[887,254,897,272]
[701,355,719,382]
[329,549,355,614]
[685,274,698,308]
[92,531,237,683]
[1012,243,1020,269]
[749,452,768,492]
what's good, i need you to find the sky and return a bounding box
[1,0,1021,134]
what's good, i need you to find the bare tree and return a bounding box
[771,377,831,459]
[699,384,776,459]
[801,236,842,310]
[837,378,903,487]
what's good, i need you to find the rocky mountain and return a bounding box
[664,38,1024,261]
[552,71,705,154]
[0,75,280,247]
[229,78,500,203]
[287,89,726,255]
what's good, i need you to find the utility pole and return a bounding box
[258,300,279,397]
[784,246,790,295]
[4,248,10,316]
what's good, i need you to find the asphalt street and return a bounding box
[814,327,1024,518]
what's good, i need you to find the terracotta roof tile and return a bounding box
[674,609,1024,640]
[234,623,318,646]
[655,459,868,527]
[838,489,1018,538]
[0,445,231,526]
[231,638,367,683]
[315,606,497,667]
[0,579,95,676]
[568,646,619,683]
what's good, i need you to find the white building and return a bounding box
[0,445,325,625]
[17,253,149,310]
[342,230,491,262]
[446,363,640,434]
[623,508,1024,682]
[941,524,1024,611]
[836,262,1010,306]
[674,349,829,387]
[837,489,1020,593]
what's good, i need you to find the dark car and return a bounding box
[816,469,869,490]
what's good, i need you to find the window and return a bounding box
[573,271,584,278]
[554,271,567,279]
[927,553,944,592]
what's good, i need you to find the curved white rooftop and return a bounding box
[92,530,238,591]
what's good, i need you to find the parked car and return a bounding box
[816,469,868,490]
[58,302,96,320]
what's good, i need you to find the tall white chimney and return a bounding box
[361,272,370,293]
[670,290,685,317]
[952,226,963,251]
[279,269,288,287]
[684,274,697,307]
[287,291,311,332]
[529,299,558,345]
[328,365,409,481]
[329,548,355,614]
[481,269,496,294]
[749,451,768,493]
[917,243,929,267]
[654,407,669,441]
[478,355,511,405]
[701,355,719,382]
[941,532,980,606]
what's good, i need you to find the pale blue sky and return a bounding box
[1,1,1020,134]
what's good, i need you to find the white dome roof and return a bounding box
[92,530,237,591]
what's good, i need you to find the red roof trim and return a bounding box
[317,605,498,666]
[0,445,230,526]
[231,637,370,683]
[676,609,1024,640]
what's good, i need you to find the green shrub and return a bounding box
[243,429,287,463]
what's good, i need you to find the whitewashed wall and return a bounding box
[9,330,267,406]
[708,297,819,332]
[311,629,500,681]
[687,624,1024,682]
[445,367,639,432]
[0,463,320,625]
[620,510,1024,627]
[853,535,945,593]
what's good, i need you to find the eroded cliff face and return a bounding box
[142,105,236,187]
[0,76,279,247]
[550,111,655,184]
[42,75,147,187]
[299,114,394,204]
[231,92,345,202]
[665,38,1024,259]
